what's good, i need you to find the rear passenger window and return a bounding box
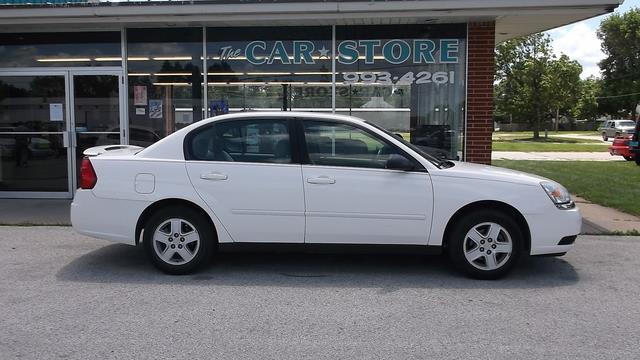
[188,119,291,164]
[302,120,401,169]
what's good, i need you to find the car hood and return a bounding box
[432,161,548,186]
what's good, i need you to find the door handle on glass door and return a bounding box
[307,176,336,184]
[200,172,228,181]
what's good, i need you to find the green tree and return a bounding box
[598,8,640,118]
[547,55,582,130]
[495,33,582,137]
[573,77,601,121]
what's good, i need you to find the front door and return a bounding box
[0,71,73,198]
[300,119,433,245]
[0,69,125,198]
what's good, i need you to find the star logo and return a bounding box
[318,46,331,58]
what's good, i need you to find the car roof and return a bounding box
[134,111,372,161]
[200,111,367,124]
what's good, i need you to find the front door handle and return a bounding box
[200,172,228,181]
[307,176,335,185]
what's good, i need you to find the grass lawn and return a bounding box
[494,130,600,137]
[493,160,640,216]
[493,134,608,152]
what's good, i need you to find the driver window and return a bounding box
[302,120,400,169]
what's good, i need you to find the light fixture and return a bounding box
[152,56,193,61]
[246,72,292,75]
[267,82,307,85]
[207,72,246,76]
[94,57,122,61]
[128,73,151,76]
[127,57,150,61]
[154,73,193,76]
[152,82,191,86]
[36,58,91,62]
[294,72,332,75]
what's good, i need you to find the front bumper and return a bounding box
[526,206,582,256]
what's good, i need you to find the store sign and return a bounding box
[219,39,460,65]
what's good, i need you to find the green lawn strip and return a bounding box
[493,160,640,216]
[494,131,600,137]
[493,132,608,152]
[492,141,608,152]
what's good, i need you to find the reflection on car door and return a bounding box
[300,120,433,245]
[185,118,305,243]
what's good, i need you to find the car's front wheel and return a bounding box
[448,210,523,279]
[624,156,634,161]
[143,206,214,274]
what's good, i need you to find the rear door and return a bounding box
[185,117,305,243]
[300,119,433,245]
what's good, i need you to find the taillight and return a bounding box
[80,157,97,189]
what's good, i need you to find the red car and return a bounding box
[609,135,636,161]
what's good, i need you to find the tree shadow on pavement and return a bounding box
[56,244,579,290]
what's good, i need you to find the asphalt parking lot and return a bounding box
[1,227,640,359]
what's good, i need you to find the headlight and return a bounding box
[540,181,574,209]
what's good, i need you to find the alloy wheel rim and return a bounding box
[463,222,513,271]
[153,218,200,265]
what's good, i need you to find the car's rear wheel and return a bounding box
[448,210,523,279]
[624,156,634,161]
[143,206,214,274]
[602,132,608,141]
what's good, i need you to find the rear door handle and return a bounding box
[307,176,335,185]
[200,172,228,181]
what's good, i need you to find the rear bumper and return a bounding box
[609,146,634,157]
[71,189,150,246]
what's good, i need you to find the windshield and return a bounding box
[618,121,636,127]
[365,121,447,167]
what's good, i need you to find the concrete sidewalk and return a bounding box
[493,151,625,161]
[1,196,639,235]
[0,199,71,225]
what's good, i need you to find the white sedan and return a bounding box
[71,112,581,279]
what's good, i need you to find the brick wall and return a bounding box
[465,22,496,164]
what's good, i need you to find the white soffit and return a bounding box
[0,0,621,40]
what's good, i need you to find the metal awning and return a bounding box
[0,0,623,42]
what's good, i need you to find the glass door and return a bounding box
[70,70,125,190]
[0,72,73,198]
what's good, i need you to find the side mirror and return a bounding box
[386,154,414,171]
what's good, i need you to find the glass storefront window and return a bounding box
[0,76,69,192]
[335,25,467,160]
[0,32,121,68]
[127,28,203,143]
[206,27,332,114]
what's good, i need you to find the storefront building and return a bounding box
[0,0,620,198]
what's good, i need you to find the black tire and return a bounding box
[624,156,634,161]
[447,210,523,280]
[143,206,215,275]
[602,133,608,141]
[636,156,640,166]
[615,132,621,138]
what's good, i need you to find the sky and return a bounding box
[548,0,639,79]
